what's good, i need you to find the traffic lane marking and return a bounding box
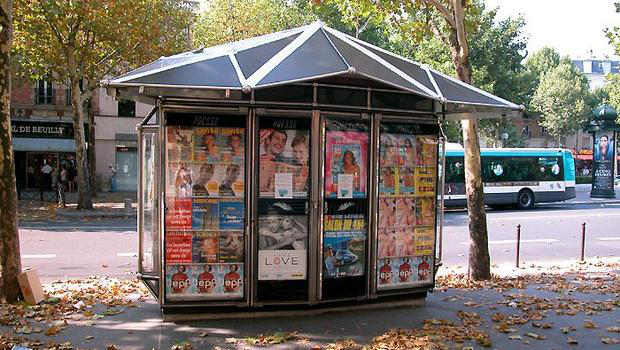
[460,239,559,245]
[597,237,620,241]
[22,254,57,259]
[117,252,137,257]
[489,213,620,221]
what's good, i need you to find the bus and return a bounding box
[444,145,576,209]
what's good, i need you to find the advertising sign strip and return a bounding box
[258,215,308,280]
[592,132,616,196]
[166,263,244,300]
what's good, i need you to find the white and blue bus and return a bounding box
[444,145,576,209]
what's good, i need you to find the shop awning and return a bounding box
[13,138,76,152]
[105,21,523,118]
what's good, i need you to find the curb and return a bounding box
[55,209,137,219]
[537,200,620,207]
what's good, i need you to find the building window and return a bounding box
[35,78,53,105]
[65,79,84,106]
[118,99,136,117]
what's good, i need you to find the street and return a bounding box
[18,203,620,283]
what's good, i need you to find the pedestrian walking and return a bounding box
[57,166,67,208]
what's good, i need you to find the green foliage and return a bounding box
[530,63,591,141]
[604,2,620,56]
[524,47,562,82]
[601,74,620,123]
[13,0,194,87]
[193,0,315,47]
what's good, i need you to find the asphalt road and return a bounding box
[18,203,620,283]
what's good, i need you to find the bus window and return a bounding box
[537,157,562,181]
[445,157,465,183]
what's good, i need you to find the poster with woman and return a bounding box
[592,132,616,195]
[325,131,368,198]
[259,126,310,198]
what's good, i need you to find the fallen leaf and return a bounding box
[508,335,522,340]
[584,320,598,329]
[607,327,620,333]
[525,332,546,340]
[85,336,95,340]
[601,337,620,344]
[567,337,578,345]
[198,332,209,337]
[46,325,62,336]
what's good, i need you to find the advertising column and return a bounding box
[321,118,369,300]
[257,118,310,301]
[376,123,437,291]
[591,131,616,198]
[164,113,246,301]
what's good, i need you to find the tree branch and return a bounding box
[417,0,456,28]
[452,0,469,59]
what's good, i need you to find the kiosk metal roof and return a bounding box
[106,21,523,117]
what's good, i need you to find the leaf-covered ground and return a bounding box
[1,258,619,350]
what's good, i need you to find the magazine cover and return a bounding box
[219,200,244,230]
[193,127,244,165]
[191,231,219,263]
[325,130,368,198]
[166,126,193,162]
[398,135,416,167]
[378,198,396,229]
[192,198,219,230]
[166,162,193,198]
[380,134,401,167]
[165,198,192,230]
[165,231,193,264]
[191,162,244,198]
[323,214,366,279]
[416,136,437,166]
[414,227,435,256]
[398,167,416,196]
[377,228,396,259]
[379,167,396,195]
[415,197,435,226]
[395,197,415,229]
[166,263,244,300]
[219,231,244,262]
[259,128,310,198]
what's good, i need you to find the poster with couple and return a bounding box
[380,133,416,168]
[325,131,368,199]
[259,125,310,199]
[376,255,433,289]
[258,215,308,280]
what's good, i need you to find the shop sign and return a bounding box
[11,120,75,139]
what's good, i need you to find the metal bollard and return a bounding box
[580,223,586,261]
[516,224,521,268]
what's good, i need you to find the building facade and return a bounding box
[10,77,151,195]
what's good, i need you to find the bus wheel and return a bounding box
[517,189,534,209]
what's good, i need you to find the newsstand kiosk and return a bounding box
[106,22,522,312]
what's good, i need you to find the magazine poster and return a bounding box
[166,126,193,162]
[191,162,244,198]
[414,227,435,256]
[380,134,416,168]
[219,200,244,230]
[192,127,245,165]
[323,214,366,279]
[394,197,415,229]
[166,162,194,198]
[219,231,244,262]
[377,257,416,289]
[416,136,437,166]
[378,198,396,229]
[166,263,244,300]
[415,165,436,197]
[258,215,308,280]
[259,127,310,198]
[377,227,415,259]
[379,167,397,195]
[325,131,368,198]
[414,256,433,284]
[165,231,193,264]
[165,198,192,231]
[191,231,219,263]
[415,197,435,226]
[398,167,416,196]
[192,198,219,230]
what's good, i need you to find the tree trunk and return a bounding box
[87,98,96,198]
[0,0,22,303]
[450,34,491,281]
[70,77,93,209]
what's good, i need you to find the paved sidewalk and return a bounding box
[1,258,619,349]
[18,192,137,221]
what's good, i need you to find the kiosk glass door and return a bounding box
[256,117,311,301]
[376,122,437,291]
[321,117,370,300]
[163,112,246,302]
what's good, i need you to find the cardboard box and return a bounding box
[17,269,45,304]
